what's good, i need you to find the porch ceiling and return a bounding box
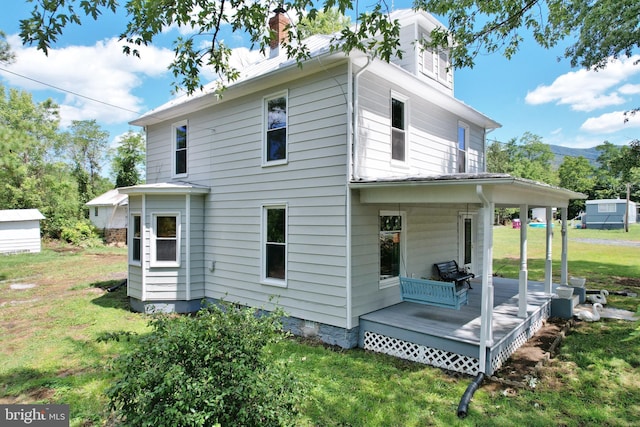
[350,173,586,208]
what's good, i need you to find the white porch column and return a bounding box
[477,185,494,374]
[561,207,569,286]
[544,207,553,294]
[518,204,528,318]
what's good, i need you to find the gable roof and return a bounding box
[130,9,500,130]
[85,189,128,207]
[0,209,45,222]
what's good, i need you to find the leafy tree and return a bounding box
[18,1,639,95]
[593,141,628,199]
[486,132,558,185]
[297,7,351,39]
[63,120,109,208]
[0,30,15,64]
[558,156,595,217]
[111,130,145,187]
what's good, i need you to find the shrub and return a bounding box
[60,219,102,247]
[107,302,306,426]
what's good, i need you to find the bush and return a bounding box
[60,219,102,247]
[107,302,306,426]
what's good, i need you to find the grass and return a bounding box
[0,229,639,426]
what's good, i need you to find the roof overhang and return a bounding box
[350,174,586,208]
[119,182,210,196]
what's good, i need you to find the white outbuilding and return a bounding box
[0,209,46,254]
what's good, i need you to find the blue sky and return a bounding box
[1,0,639,153]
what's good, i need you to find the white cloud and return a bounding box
[525,55,640,112]
[580,110,640,134]
[3,35,174,127]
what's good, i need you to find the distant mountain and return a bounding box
[549,144,600,168]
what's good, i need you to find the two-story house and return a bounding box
[121,9,583,375]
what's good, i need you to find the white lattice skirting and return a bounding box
[363,304,551,376]
[363,331,480,375]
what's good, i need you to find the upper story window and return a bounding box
[130,213,141,265]
[173,120,188,177]
[262,205,287,286]
[264,92,288,164]
[151,213,181,267]
[391,96,407,162]
[420,35,452,87]
[458,122,469,173]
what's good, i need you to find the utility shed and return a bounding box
[0,209,46,254]
[585,199,637,229]
[86,189,129,244]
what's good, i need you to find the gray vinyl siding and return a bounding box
[144,64,351,327]
[189,195,206,299]
[349,198,482,327]
[355,71,486,179]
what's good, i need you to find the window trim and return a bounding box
[150,212,181,268]
[458,121,469,173]
[172,120,188,178]
[597,203,617,213]
[379,210,406,289]
[263,91,289,166]
[390,92,408,165]
[129,212,142,266]
[261,203,288,287]
[419,33,452,88]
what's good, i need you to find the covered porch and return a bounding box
[359,277,563,375]
[351,173,586,375]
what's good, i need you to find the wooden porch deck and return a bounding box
[359,278,560,375]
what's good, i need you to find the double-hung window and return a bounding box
[130,213,141,264]
[458,122,469,173]
[264,92,288,164]
[173,120,188,176]
[420,34,452,87]
[379,211,405,288]
[263,205,287,286]
[391,96,407,162]
[151,213,180,267]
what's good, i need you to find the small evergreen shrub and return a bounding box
[107,302,306,426]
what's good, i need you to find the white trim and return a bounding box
[185,194,191,301]
[379,209,406,289]
[261,203,288,288]
[457,121,470,173]
[141,195,147,300]
[390,91,409,166]
[172,119,188,178]
[458,211,477,274]
[150,212,182,268]
[262,90,289,166]
[128,211,142,266]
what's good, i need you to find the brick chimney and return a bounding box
[269,7,289,52]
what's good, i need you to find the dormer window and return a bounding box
[420,35,452,87]
[458,122,469,173]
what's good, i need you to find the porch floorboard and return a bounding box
[359,277,559,374]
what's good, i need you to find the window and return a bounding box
[130,214,141,264]
[391,97,406,162]
[173,120,188,176]
[598,203,616,213]
[264,93,287,164]
[263,205,287,285]
[94,207,98,217]
[420,34,452,87]
[151,214,180,267]
[457,122,469,173]
[379,211,405,287]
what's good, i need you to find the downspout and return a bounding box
[186,194,191,301]
[346,56,372,332]
[141,194,147,301]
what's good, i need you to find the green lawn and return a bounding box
[0,227,639,426]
